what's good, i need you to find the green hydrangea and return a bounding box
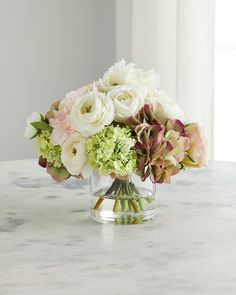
[86,126,137,176]
[37,130,62,168]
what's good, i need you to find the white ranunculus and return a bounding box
[136,69,160,96]
[24,112,42,139]
[146,90,189,123]
[108,85,145,123]
[61,134,92,178]
[70,90,114,137]
[102,59,137,89]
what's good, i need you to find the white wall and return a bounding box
[0,0,116,161]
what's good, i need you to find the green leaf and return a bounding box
[31,121,52,132]
[39,113,45,121]
[38,156,47,168]
[30,130,40,139]
[185,123,191,128]
[47,165,70,182]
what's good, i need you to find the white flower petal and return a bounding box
[136,69,160,95]
[70,90,114,137]
[108,85,145,122]
[24,124,37,139]
[103,59,137,89]
[24,111,41,139]
[61,134,89,177]
[26,112,41,124]
[146,90,189,123]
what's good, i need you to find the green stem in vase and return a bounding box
[120,198,127,212]
[130,182,154,204]
[113,198,120,213]
[112,183,122,213]
[93,177,151,224]
[129,199,140,213]
[93,178,120,210]
[128,199,133,211]
[94,197,104,210]
[137,199,145,211]
[121,215,127,225]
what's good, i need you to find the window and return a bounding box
[214,0,236,161]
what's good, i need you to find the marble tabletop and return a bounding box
[0,159,236,295]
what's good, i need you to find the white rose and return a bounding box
[108,85,145,123]
[61,134,92,178]
[146,90,189,123]
[102,59,137,89]
[24,112,42,139]
[70,90,114,137]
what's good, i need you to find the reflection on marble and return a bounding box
[0,159,236,294]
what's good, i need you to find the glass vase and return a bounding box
[90,173,157,224]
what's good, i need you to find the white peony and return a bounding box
[102,59,137,89]
[24,112,42,139]
[70,90,114,137]
[146,90,189,123]
[108,85,145,123]
[61,134,92,178]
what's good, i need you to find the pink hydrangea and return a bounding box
[182,123,207,168]
[126,104,190,183]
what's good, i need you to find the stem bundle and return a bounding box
[93,178,152,224]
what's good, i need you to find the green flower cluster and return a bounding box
[86,126,137,176]
[37,130,62,168]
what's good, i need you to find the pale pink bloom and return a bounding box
[76,83,96,96]
[50,96,75,145]
[50,83,98,145]
[182,123,207,168]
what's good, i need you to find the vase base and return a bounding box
[90,184,157,225]
[90,208,157,225]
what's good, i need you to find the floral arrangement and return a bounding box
[25,60,206,224]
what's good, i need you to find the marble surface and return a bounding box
[0,159,236,295]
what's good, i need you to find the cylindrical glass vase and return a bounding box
[90,173,157,224]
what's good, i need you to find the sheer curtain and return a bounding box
[116,0,215,159]
[214,0,236,162]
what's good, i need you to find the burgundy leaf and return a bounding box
[38,157,47,168]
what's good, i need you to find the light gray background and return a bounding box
[0,0,116,161]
